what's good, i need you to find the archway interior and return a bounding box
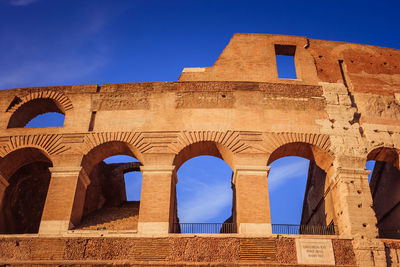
[176,155,233,223]
[7,98,65,128]
[76,154,142,231]
[367,148,400,238]
[0,148,52,234]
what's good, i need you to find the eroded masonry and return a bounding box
[0,33,399,266]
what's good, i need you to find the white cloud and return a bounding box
[177,180,232,222]
[267,159,310,191]
[176,156,233,223]
[8,0,40,6]
[175,156,310,222]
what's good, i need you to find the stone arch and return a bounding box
[367,146,400,170]
[267,142,334,172]
[0,147,53,181]
[0,134,69,159]
[264,133,333,165]
[173,141,235,171]
[173,131,249,156]
[81,139,144,174]
[6,90,73,128]
[0,147,53,234]
[82,132,145,159]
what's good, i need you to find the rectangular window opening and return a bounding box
[275,44,297,79]
[88,111,96,131]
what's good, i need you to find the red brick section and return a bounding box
[0,237,356,265]
[179,33,400,96]
[235,173,271,224]
[169,237,240,262]
[276,237,297,265]
[332,239,357,266]
[382,239,400,265]
[384,239,400,250]
[41,174,79,222]
[138,171,173,223]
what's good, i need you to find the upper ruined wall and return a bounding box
[0,33,399,155]
[0,81,326,135]
[179,33,400,95]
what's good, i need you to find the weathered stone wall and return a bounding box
[301,162,328,226]
[0,236,355,266]
[180,34,400,95]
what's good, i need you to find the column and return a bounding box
[39,166,90,234]
[331,167,378,237]
[138,165,175,235]
[331,165,386,266]
[233,165,272,235]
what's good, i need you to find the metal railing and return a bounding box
[172,223,335,235]
[172,223,237,234]
[272,224,337,235]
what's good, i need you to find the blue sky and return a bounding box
[1,0,398,225]
[0,0,399,89]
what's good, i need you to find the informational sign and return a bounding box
[295,239,335,265]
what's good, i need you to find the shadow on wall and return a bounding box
[0,148,53,234]
[367,147,400,239]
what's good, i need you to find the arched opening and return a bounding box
[25,112,65,128]
[75,141,143,231]
[367,147,400,239]
[268,156,310,224]
[104,155,142,202]
[268,142,335,235]
[0,148,52,234]
[7,98,66,128]
[173,141,235,233]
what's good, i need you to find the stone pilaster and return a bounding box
[137,165,176,235]
[331,165,386,266]
[233,165,272,235]
[332,167,377,237]
[39,167,90,235]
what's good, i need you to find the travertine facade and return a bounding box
[0,33,399,266]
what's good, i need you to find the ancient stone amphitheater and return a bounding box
[0,33,399,266]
